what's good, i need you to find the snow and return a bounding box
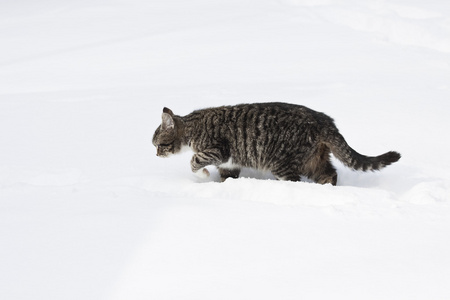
[1,0,450,299]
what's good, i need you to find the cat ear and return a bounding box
[163,107,174,117]
[161,112,174,130]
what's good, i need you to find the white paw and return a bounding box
[194,168,210,178]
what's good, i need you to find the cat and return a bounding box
[152,102,400,185]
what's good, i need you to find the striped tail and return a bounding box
[325,132,401,171]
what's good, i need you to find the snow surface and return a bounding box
[1,0,450,299]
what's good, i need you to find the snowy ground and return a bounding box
[1,0,450,299]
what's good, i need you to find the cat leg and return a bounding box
[307,144,338,185]
[271,163,301,182]
[190,148,225,178]
[311,160,338,186]
[273,172,301,182]
[218,167,241,182]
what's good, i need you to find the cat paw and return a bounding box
[194,168,210,178]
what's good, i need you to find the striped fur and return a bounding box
[152,103,401,185]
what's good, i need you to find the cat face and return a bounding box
[152,108,183,157]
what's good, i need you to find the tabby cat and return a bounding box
[152,102,400,185]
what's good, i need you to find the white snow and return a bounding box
[1,0,450,299]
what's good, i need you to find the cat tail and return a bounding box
[325,132,401,171]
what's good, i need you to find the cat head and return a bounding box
[152,107,185,157]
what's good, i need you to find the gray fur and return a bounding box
[152,103,401,185]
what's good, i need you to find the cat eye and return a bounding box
[158,143,172,147]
